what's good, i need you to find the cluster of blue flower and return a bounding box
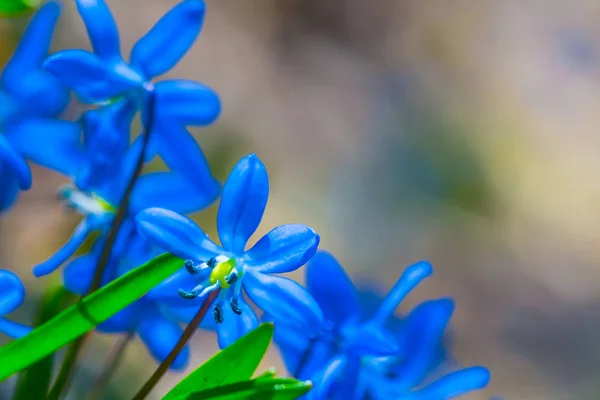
[0,1,492,398]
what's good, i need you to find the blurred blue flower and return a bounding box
[0,1,71,211]
[136,154,323,348]
[43,0,221,182]
[32,137,220,277]
[0,270,31,339]
[271,252,490,400]
[62,233,199,369]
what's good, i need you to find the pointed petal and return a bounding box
[218,154,269,253]
[130,0,205,78]
[348,325,399,356]
[154,79,220,125]
[62,253,96,295]
[371,260,433,326]
[130,172,220,215]
[44,50,142,102]
[8,119,84,177]
[97,304,139,333]
[216,298,258,349]
[0,318,32,339]
[75,0,121,59]
[312,354,348,400]
[136,207,221,262]
[137,310,190,370]
[0,170,19,212]
[414,366,490,399]
[0,270,26,316]
[243,271,323,335]
[0,135,31,190]
[244,224,319,274]
[306,251,359,326]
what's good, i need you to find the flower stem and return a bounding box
[132,290,220,400]
[88,330,135,400]
[47,92,157,400]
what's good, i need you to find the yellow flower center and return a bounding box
[209,258,240,289]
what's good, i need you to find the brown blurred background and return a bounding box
[4,0,600,399]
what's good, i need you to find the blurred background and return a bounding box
[3,0,600,398]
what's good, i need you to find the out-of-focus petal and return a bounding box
[216,297,258,349]
[154,79,220,125]
[75,0,121,60]
[370,261,433,326]
[217,154,269,254]
[0,270,26,316]
[137,309,190,370]
[347,324,399,356]
[131,172,220,215]
[0,135,31,190]
[44,51,142,102]
[311,354,348,400]
[0,169,19,212]
[243,271,323,336]
[306,251,359,327]
[136,207,221,262]
[409,366,490,400]
[244,224,319,274]
[8,118,84,177]
[0,318,32,339]
[130,0,206,78]
[97,303,139,333]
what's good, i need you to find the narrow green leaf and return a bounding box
[163,323,274,400]
[179,377,313,400]
[12,286,76,400]
[0,0,36,17]
[0,253,184,381]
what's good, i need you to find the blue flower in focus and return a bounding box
[271,252,490,400]
[43,0,221,182]
[0,270,32,339]
[62,233,200,369]
[0,1,71,211]
[32,137,220,277]
[135,154,323,348]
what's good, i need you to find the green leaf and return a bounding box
[12,286,76,400]
[177,377,313,400]
[0,0,37,17]
[0,253,184,381]
[163,323,274,400]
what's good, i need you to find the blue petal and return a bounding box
[33,215,109,277]
[412,366,490,399]
[0,168,19,212]
[306,251,359,327]
[8,119,84,177]
[75,0,121,60]
[154,79,220,125]
[0,135,31,190]
[243,271,323,336]
[96,303,139,333]
[137,309,190,370]
[130,172,220,215]
[347,324,399,356]
[218,154,269,253]
[244,224,319,274]
[44,50,142,103]
[130,0,206,78]
[1,2,69,118]
[0,270,26,316]
[311,354,348,400]
[216,298,258,349]
[152,124,219,188]
[146,267,208,305]
[136,207,222,262]
[0,318,32,339]
[63,253,96,295]
[370,260,433,326]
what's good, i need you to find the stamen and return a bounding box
[207,257,218,269]
[178,289,197,299]
[225,268,239,285]
[230,297,242,315]
[213,303,224,323]
[184,260,198,274]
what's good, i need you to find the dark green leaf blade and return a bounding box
[177,377,312,400]
[163,323,274,400]
[0,253,184,381]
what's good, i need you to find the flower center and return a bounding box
[208,257,242,289]
[57,184,116,216]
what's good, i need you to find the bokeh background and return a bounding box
[3,0,600,398]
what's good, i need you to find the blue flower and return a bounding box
[32,138,220,277]
[62,233,200,369]
[271,252,490,400]
[43,0,221,182]
[0,1,71,211]
[135,154,323,348]
[0,270,32,339]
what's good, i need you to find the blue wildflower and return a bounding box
[0,1,72,211]
[43,0,221,181]
[135,154,323,348]
[62,233,200,369]
[32,137,220,277]
[271,251,490,400]
[0,270,32,339]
